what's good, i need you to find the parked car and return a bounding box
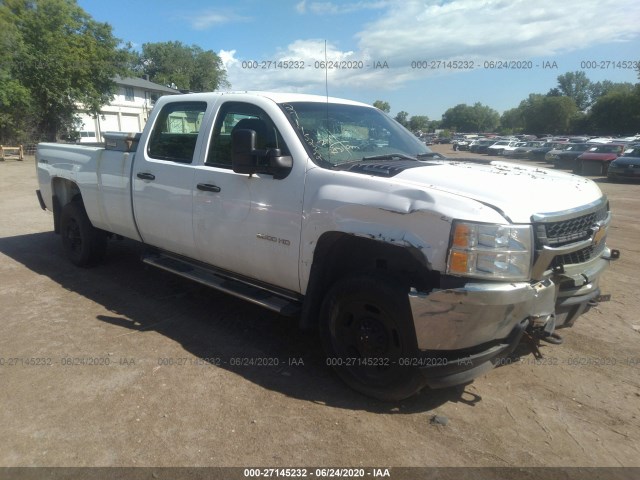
[469,139,496,154]
[502,141,528,157]
[545,144,570,163]
[576,143,626,176]
[452,139,470,150]
[607,146,640,181]
[587,137,613,144]
[487,140,518,155]
[552,143,592,170]
[529,142,566,161]
[510,141,543,159]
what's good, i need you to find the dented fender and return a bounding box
[299,164,508,293]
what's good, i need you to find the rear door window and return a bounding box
[147,102,207,163]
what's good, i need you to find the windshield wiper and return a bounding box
[361,153,417,161]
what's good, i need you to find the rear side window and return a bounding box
[148,102,207,163]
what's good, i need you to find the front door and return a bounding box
[192,101,304,293]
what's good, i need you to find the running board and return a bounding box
[142,253,301,317]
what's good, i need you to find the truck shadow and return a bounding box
[0,231,475,413]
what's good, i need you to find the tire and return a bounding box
[319,275,426,401]
[60,200,107,267]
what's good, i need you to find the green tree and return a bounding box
[394,110,409,127]
[0,2,34,143]
[588,88,640,135]
[520,94,579,134]
[139,41,229,92]
[373,100,390,113]
[590,80,635,103]
[552,71,592,111]
[2,0,128,141]
[408,115,429,132]
[500,107,525,133]
[441,103,499,132]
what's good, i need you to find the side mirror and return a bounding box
[264,148,293,180]
[232,129,292,179]
[231,129,258,175]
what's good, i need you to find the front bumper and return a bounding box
[409,280,556,351]
[407,244,614,389]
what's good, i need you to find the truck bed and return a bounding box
[36,143,141,241]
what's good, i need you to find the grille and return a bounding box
[549,241,606,269]
[535,203,609,248]
[534,202,609,270]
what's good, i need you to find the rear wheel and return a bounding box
[60,201,107,267]
[319,275,426,401]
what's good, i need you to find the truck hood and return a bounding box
[392,160,604,223]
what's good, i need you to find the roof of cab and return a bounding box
[158,91,371,107]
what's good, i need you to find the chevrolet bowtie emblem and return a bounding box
[591,222,606,247]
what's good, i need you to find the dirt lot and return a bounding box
[1,149,639,472]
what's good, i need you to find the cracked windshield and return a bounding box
[281,102,434,167]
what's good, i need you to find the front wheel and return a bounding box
[60,201,107,267]
[319,275,426,401]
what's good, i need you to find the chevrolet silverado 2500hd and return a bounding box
[36,92,617,400]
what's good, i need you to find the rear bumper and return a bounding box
[36,189,46,211]
[608,168,640,179]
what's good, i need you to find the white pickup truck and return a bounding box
[36,91,617,400]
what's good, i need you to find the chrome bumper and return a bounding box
[409,279,555,351]
[408,245,612,352]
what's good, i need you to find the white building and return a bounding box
[76,76,180,142]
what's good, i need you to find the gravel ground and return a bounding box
[0,150,639,474]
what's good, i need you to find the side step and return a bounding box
[142,252,301,317]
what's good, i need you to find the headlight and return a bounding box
[446,221,533,280]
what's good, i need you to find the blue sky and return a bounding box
[77,0,640,120]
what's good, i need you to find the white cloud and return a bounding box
[356,0,640,61]
[222,40,369,93]
[297,1,389,15]
[188,11,250,30]
[222,0,640,93]
[219,49,239,69]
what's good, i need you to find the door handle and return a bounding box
[197,183,221,193]
[137,172,155,180]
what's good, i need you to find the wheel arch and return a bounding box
[51,177,82,234]
[299,231,438,330]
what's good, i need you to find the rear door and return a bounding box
[132,101,208,257]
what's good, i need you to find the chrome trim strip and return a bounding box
[531,196,608,223]
[531,211,611,280]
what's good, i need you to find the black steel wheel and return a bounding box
[60,200,107,267]
[319,275,426,401]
